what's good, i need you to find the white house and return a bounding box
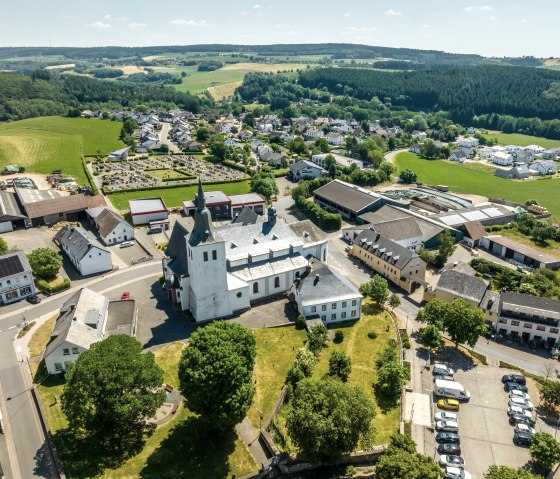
[506,145,523,153]
[326,132,345,146]
[288,260,362,324]
[492,151,514,166]
[409,144,421,154]
[458,137,479,148]
[225,138,240,149]
[162,180,329,322]
[449,150,467,163]
[530,160,558,176]
[94,208,134,246]
[312,153,363,169]
[412,131,427,140]
[304,128,324,140]
[478,147,495,159]
[129,198,168,227]
[43,288,136,374]
[525,144,545,154]
[0,251,36,305]
[108,146,132,161]
[56,226,112,276]
[290,160,328,180]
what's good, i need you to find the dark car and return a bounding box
[514,431,533,446]
[505,382,529,393]
[436,432,461,444]
[502,374,526,385]
[509,414,536,428]
[438,443,462,455]
[26,294,41,304]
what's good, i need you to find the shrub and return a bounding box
[36,277,71,294]
[334,330,344,343]
[295,314,307,330]
[402,339,411,350]
[368,331,377,340]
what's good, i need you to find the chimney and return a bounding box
[268,206,277,226]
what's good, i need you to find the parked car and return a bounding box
[508,405,533,419]
[505,382,529,393]
[436,432,460,444]
[435,412,458,422]
[509,390,530,400]
[436,421,459,432]
[26,294,41,304]
[445,466,472,479]
[502,374,526,385]
[509,397,534,411]
[438,399,460,411]
[434,374,455,381]
[514,431,533,446]
[434,364,455,376]
[120,241,134,248]
[509,414,536,427]
[514,423,536,435]
[438,443,461,455]
[121,291,131,301]
[439,455,465,468]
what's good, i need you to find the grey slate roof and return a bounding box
[165,218,190,277]
[288,220,327,245]
[95,208,127,238]
[55,226,108,260]
[371,217,422,242]
[0,191,26,221]
[436,269,489,304]
[232,206,260,226]
[353,229,418,270]
[290,159,326,173]
[313,180,383,214]
[500,291,560,318]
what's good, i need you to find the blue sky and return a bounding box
[1,1,557,57]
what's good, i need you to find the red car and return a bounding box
[121,291,130,301]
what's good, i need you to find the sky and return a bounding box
[1,0,558,58]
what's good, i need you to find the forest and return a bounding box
[0,71,202,121]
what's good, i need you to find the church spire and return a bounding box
[189,177,216,246]
[196,177,206,209]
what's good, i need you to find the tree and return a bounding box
[443,299,487,348]
[286,379,375,461]
[178,321,256,431]
[399,169,418,184]
[484,465,542,479]
[196,127,210,142]
[209,138,227,161]
[328,351,352,381]
[530,432,560,472]
[294,347,317,377]
[159,143,169,153]
[540,380,560,410]
[315,138,329,153]
[307,323,329,354]
[295,314,307,330]
[388,432,417,454]
[389,294,401,311]
[434,230,457,268]
[416,299,448,329]
[27,247,62,280]
[250,172,279,201]
[359,275,389,307]
[329,162,337,179]
[120,118,136,138]
[376,361,408,398]
[375,444,443,479]
[0,236,7,255]
[61,335,165,444]
[420,325,442,352]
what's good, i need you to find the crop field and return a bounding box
[395,152,560,218]
[0,117,124,183]
[480,132,560,149]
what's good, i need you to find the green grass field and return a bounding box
[480,132,560,149]
[107,180,251,210]
[395,152,560,218]
[0,116,124,184]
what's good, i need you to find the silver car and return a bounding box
[436,420,459,432]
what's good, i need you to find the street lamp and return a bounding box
[259,410,263,432]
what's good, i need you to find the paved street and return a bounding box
[158,123,181,153]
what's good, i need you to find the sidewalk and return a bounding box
[235,417,269,468]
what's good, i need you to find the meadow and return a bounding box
[394,152,560,218]
[0,116,124,184]
[480,132,560,149]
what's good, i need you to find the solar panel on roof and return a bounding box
[462,210,488,222]
[482,207,504,218]
[439,214,463,226]
[0,255,24,278]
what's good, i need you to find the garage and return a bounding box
[0,190,27,232]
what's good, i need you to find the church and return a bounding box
[162,179,329,323]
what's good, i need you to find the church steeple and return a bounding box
[196,177,206,209]
[188,178,217,246]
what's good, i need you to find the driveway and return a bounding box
[158,123,181,153]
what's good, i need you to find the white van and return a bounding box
[434,379,471,401]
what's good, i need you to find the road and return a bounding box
[0,261,161,479]
[384,148,409,164]
[158,123,181,153]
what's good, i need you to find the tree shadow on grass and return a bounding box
[139,416,237,479]
[362,303,384,316]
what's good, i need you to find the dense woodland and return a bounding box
[0,71,202,121]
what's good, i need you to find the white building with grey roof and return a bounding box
[55,226,112,276]
[162,179,329,322]
[0,251,35,305]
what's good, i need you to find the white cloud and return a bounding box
[285,30,297,35]
[152,33,168,39]
[349,26,376,32]
[253,3,262,8]
[344,11,351,17]
[104,14,112,20]
[385,9,401,15]
[89,21,112,29]
[129,22,147,29]
[464,5,492,11]
[104,14,127,21]
[169,19,208,26]
[422,24,430,28]
[240,11,248,15]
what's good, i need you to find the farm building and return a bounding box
[0,191,27,232]
[91,208,134,246]
[480,235,560,270]
[128,198,168,227]
[433,204,516,229]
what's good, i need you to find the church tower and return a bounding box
[186,179,231,322]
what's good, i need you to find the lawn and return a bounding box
[394,152,560,219]
[480,132,560,149]
[0,116,124,184]
[107,180,251,210]
[146,169,193,181]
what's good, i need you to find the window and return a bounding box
[20,286,32,296]
[72,347,79,354]
[274,276,280,288]
[511,320,520,326]
[341,312,347,319]
[352,299,357,306]
[331,314,336,320]
[537,325,546,331]
[212,250,217,260]
[295,271,300,278]
[63,348,70,356]
[6,291,18,301]
[311,306,317,313]
[321,304,327,311]
[499,318,507,324]
[253,282,259,294]
[321,315,326,321]
[332,303,337,310]
[237,292,242,298]
[524,323,533,329]
[551,328,559,334]
[351,310,357,317]
[342,301,347,308]
[203,252,208,262]
[54,362,63,372]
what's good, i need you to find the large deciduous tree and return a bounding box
[328,351,352,381]
[443,299,487,348]
[540,380,560,410]
[530,432,560,473]
[287,379,375,461]
[61,335,165,444]
[359,275,389,307]
[27,247,63,280]
[178,321,256,431]
[484,465,542,479]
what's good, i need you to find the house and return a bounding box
[458,137,479,148]
[93,208,134,246]
[542,150,558,160]
[350,229,426,293]
[225,138,240,149]
[0,251,36,305]
[108,146,132,161]
[288,260,362,324]
[55,226,113,276]
[492,152,514,166]
[128,198,168,227]
[326,132,345,146]
[311,153,363,169]
[183,191,265,219]
[370,216,423,251]
[185,140,202,152]
[239,131,254,141]
[409,144,421,154]
[289,160,328,180]
[162,181,329,322]
[412,131,427,140]
[460,147,476,159]
[460,220,486,248]
[251,139,264,151]
[530,160,557,176]
[513,150,534,163]
[304,128,324,140]
[449,150,467,163]
[478,147,495,159]
[495,292,560,348]
[42,288,137,374]
[431,264,489,309]
[481,235,560,270]
[494,164,530,179]
[525,144,545,154]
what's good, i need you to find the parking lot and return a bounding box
[424,363,558,478]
